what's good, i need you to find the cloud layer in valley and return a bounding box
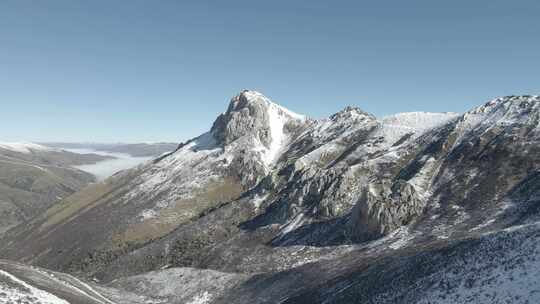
[64,148,151,180]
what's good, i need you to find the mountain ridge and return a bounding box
[1,91,540,304]
[0,145,114,235]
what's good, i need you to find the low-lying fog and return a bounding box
[64,148,151,180]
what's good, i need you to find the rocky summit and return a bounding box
[1,91,540,304]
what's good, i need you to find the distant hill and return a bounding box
[0,142,112,234]
[41,142,179,157]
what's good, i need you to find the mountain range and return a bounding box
[41,143,179,158]
[0,142,178,236]
[0,143,112,235]
[1,90,540,304]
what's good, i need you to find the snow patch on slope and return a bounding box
[452,95,540,149]
[388,227,417,250]
[108,267,248,304]
[378,112,459,146]
[0,269,69,304]
[243,91,306,167]
[186,291,212,304]
[417,223,540,304]
[135,132,221,196]
[0,142,54,154]
[264,103,288,165]
[241,91,306,121]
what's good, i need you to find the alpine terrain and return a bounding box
[1,90,540,304]
[0,143,112,235]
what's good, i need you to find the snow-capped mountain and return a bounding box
[1,91,540,304]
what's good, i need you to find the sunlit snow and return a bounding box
[0,142,54,154]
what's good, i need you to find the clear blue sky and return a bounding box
[1,0,539,143]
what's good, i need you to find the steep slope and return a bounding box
[107,95,540,304]
[211,221,540,304]
[0,143,111,234]
[0,259,144,304]
[1,93,539,304]
[0,91,309,271]
[102,267,250,304]
[0,91,464,275]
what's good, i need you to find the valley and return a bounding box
[0,142,176,236]
[2,91,539,303]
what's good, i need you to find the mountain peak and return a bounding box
[330,106,374,122]
[210,90,307,167]
[463,95,540,128]
[226,90,305,120]
[481,95,539,109]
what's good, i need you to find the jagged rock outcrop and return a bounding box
[213,90,283,146]
[348,180,424,240]
[210,90,308,184]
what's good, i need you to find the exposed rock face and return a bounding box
[213,90,308,165]
[0,91,309,270]
[212,90,275,146]
[209,90,308,184]
[2,92,540,304]
[348,180,424,240]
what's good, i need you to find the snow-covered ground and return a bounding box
[378,111,459,146]
[62,148,151,181]
[0,260,128,304]
[0,269,69,304]
[0,142,54,154]
[415,223,540,304]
